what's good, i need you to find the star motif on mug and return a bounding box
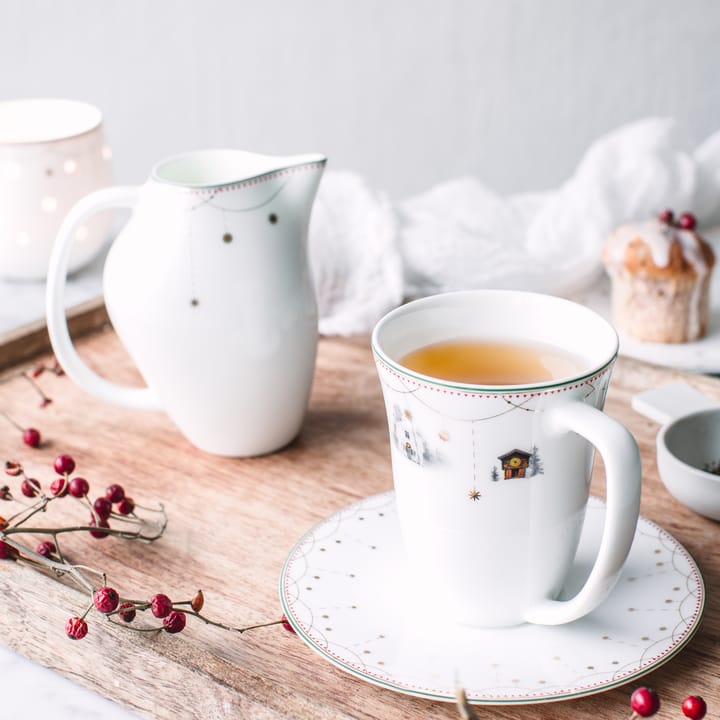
[468,488,481,501]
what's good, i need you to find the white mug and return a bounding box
[0,98,113,279]
[372,290,641,627]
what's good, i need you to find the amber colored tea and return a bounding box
[399,338,585,385]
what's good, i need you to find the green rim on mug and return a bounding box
[371,290,619,394]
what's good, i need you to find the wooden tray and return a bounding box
[1,308,719,720]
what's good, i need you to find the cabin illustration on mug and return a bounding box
[391,405,429,465]
[489,446,543,483]
[498,449,532,479]
[390,404,448,466]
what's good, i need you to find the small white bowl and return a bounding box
[633,383,720,521]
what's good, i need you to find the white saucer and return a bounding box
[280,492,704,705]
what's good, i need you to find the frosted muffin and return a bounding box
[602,211,714,343]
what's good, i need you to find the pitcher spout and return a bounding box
[277,152,326,173]
[249,153,325,232]
[151,149,325,189]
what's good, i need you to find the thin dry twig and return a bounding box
[455,686,478,720]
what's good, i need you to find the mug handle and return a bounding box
[46,186,161,411]
[523,401,641,625]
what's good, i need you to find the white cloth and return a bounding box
[309,171,402,335]
[400,118,720,298]
[310,119,720,333]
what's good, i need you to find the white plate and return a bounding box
[280,492,704,705]
[573,228,720,373]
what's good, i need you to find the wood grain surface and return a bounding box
[1,324,719,720]
[0,297,109,373]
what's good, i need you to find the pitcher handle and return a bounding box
[46,186,161,410]
[523,401,641,625]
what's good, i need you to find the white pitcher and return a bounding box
[46,149,326,456]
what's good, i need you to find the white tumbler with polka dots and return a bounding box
[0,99,113,279]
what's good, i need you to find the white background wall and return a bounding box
[1,0,718,200]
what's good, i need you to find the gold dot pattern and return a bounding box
[281,493,704,703]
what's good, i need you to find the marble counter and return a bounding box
[0,645,139,718]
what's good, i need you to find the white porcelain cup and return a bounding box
[372,290,641,627]
[0,98,113,279]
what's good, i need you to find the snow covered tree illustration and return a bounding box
[528,445,544,476]
[391,404,434,465]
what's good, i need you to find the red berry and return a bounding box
[88,516,110,539]
[658,208,674,224]
[36,540,56,558]
[22,428,41,448]
[631,687,660,717]
[682,696,707,720]
[0,540,17,560]
[30,363,45,378]
[65,616,88,640]
[281,613,296,633]
[151,593,173,618]
[116,497,135,515]
[92,496,112,520]
[53,454,76,475]
[106,484,125,503]
[679,212,697,230]
[68,476,89,498]
[118,601,136,623]
[21,478,39,498]
[191,590,204,612]
[93,586,120,614]
[163,611,186,634]
[4,461,22,477]
[49,477,68,497]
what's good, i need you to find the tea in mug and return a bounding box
[399,338,585,385]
